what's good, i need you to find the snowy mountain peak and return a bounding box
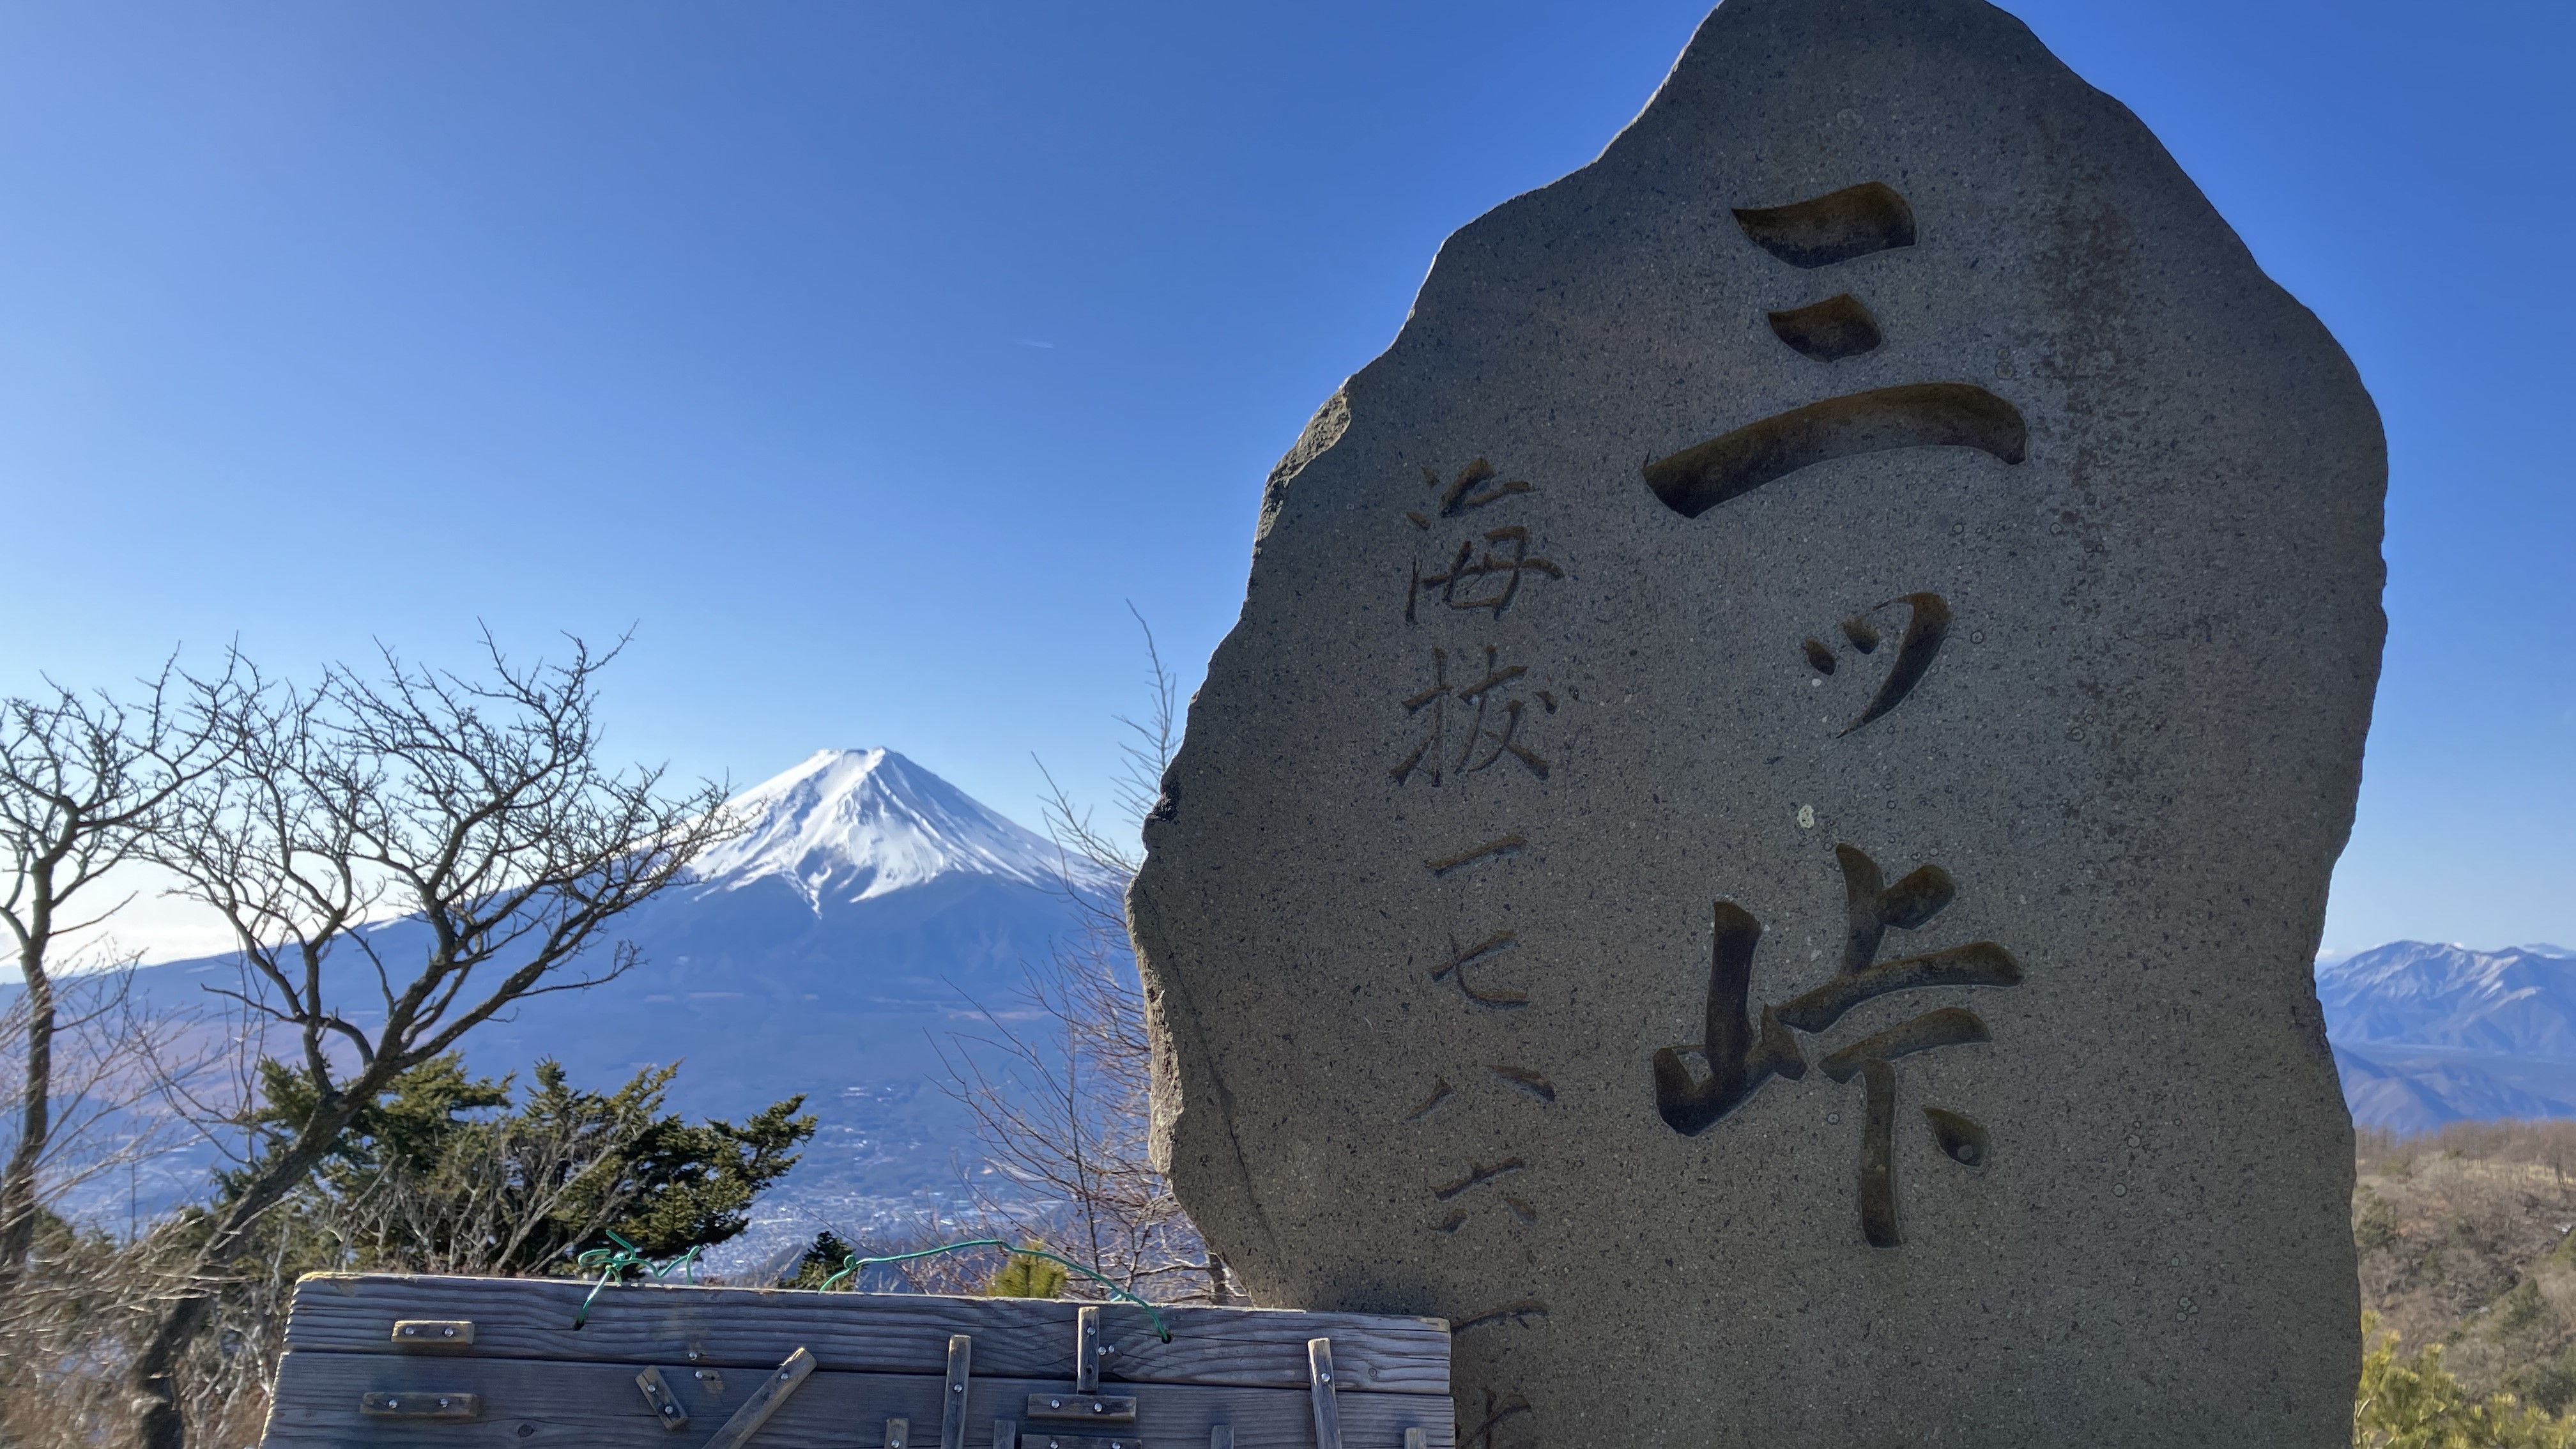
[2316,940,2576,1060]
[689,748,1116,908]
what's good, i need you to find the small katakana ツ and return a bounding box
[1391,645,1558,786]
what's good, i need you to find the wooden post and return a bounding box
[940,1335,974,1449]
[1307,1339,1343,1449]
[1075,1305,1101,1393]
[634,1366,689,1430]
[703,1346,815,1449]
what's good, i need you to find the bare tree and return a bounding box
[125,632,736,1449]
[0,963,218,1241]
[0,664,235,1289]
[940,610,1237,1304]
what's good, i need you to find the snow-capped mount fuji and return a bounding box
[92,747,1117,1243]
[579,749,1116,1007]
[687,748,1117,908]
[502,749,1119,1244]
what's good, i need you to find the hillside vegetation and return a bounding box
[2358,1122,2576,1419]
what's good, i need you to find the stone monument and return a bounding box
[1128,0,2384,1442]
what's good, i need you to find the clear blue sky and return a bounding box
[1,1,2565,958]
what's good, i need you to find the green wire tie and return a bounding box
[571,1229,703,1329]
[816,1238,1172,1342]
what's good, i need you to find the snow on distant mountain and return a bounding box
[2318,942,2576,1060]
[2320,942,2576,1130]
[465,748,1119,1241]
[67,747,1116,1254]
[689,749,1117,907]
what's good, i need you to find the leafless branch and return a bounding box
[946,608,1234,1305]
[123,631,740,1449]
[0,655,241,1288]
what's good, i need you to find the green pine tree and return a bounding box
[785,1230,859,1289]
[223,1052,814,1276]
[2356,1312,2576,1448]
[985,1245,1070,1299]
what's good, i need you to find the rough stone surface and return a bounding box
[1128,0,2384,1443]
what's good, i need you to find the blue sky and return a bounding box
[0,0,2565,958]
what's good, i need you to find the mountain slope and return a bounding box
[68,748,1111,1249]
[455,749,1117,1239]
[687,747,1116,908]
[2320,943,2576,1060]
[2333,1045,2576,1136]
[2324,942,2576,1131]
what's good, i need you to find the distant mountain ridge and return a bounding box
[2320,941,2576,1132]
[2319,942,2576,1059]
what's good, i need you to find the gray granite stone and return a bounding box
[1128,0,2384,1442]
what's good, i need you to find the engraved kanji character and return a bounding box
[1652,903,1806,1133]
[1390,646,1557,786]
[1404,458,1531,528]
[1398,459,1561,621]
[1459,1387,1536,1449]
[1427,1155,1535,1232]
[1650,843,2024,1246]
[1427,930,1528,1010]
[1407,526,1564,622]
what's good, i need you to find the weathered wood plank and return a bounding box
[1027,1393,1136,1424]
[703,1348,815,1449]
[392,1319,476,1349]
[1076,1307,1101,1393]
[360,1391,479,1420]
[940,1337,973,1449]
[262,1351,1457,1449]
[1307,1340,1342,1449]
[636,1367,690,1430]
[282,1275,1451,1395]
